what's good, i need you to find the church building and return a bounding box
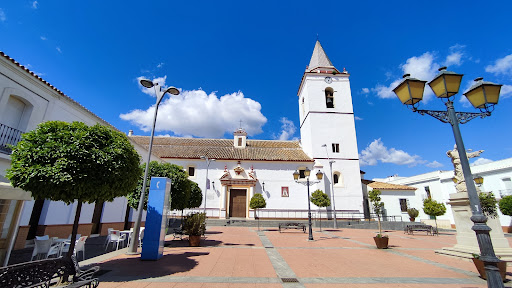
[130,41,366,219]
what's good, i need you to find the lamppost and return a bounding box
[128,79,179,254]
[392,67,503,287]
[293,168,323,240]
[200,156,215,215]
[321,144,337,229]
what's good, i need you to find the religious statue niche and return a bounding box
[281,187,289,197]
[447,145,483,193]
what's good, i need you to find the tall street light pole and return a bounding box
[393,67,503,287]
[200,156,215,215]
[321,144,337,229]
[293,168,323,241]
[128,79,179,254]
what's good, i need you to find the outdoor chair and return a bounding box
[35,235,49,240]
[103,228,114,248]
[61,236,88,260]
[105,230,126,251]
[31,239,61,260]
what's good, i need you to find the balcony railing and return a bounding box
[0,123,23,154]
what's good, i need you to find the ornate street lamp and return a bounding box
[128,79,180,254]
[200,156,216,215]
[293,167,323,241]
[474,176,484,186]
[393,67,503,287]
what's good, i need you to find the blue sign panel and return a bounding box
[141,177,171,260]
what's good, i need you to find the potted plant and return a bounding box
[183,212,206,247]
[368,189,388,249]
[407,208,419,222]
[472,254,507,281]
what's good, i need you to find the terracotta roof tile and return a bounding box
[362,179,416,191]
[130,136,314,162]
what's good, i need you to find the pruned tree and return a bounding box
[499,195,512,216]
[127,161,191,211]
[188,181,203,209]
[310,189,331,231]
[479,192,498,218]
[7,121,141,258]
[368,189,385,237]
[249,193,266,231]
[422,198,446,234]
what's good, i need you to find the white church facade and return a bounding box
[129,41,366,220]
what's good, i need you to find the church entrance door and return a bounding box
[229,189,246,218]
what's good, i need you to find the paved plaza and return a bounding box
[82,226,512,288]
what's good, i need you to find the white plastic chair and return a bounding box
[104,228,114,248]
[139,227,145,247]
[31,239,60,260]
[74,236,88,260]
[35,235,49,240]
[105,230,126,251]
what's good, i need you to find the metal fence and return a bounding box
[0,123,23,154]
[170,208,403,222]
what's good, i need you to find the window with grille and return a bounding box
[332,143,340,153]
[188,167,195,177]
[399,199,408,212]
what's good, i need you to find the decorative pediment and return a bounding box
[219,162,257,186]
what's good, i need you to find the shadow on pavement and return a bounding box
[98,251,209,281]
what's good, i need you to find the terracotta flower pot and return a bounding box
[472,258,506,281]
[373,236,389,249]
[409,217,415,222]
[189,235,201,247]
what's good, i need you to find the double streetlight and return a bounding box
[293,168,323,241]
[321,144,337,229]
[393,67,502,287]
[200,156,216,215]
[128,79,179,254]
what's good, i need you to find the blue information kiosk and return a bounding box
[141,177,171,261]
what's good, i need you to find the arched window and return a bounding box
[333,172,343,186]
[4,96,26,129]
[325,87,334,108]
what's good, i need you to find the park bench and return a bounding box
[279,222,306,233]
[405,224,437,236]
[0,255,99,288]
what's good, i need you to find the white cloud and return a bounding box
[444,44,466,67]
[373,52,438,102]
[501,85,512,99]
[56,47,62,53]
[355,116,363,121]
[471,158,493,166]
[0,9,6,22]
[274,117,297,141]
[362,88,369,94]
[359,138,425,167]
[120,76,267,138]
[485,54,512,76]
[40,36,46,41]
[426,161,443,168]
[157,63,164,68]
[32,1,38,9]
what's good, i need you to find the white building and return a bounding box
[0,51,142,264]
[129,41,366,220]
[373,157,512,231]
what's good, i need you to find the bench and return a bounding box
[0,256,99,288]
[279,222,306,233]
[405,224,437,236]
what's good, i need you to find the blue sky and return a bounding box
[1,1,512,180]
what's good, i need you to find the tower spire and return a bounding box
[307,40,339,73]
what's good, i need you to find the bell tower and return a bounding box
[298,40,363,213]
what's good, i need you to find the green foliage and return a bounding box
[128,161,191,211]
[422,198,446,217]
[7,121,141,203]
[250,193,267,209]
[183,212,206,236]
[368,189,385,236]
[479,192,498,218]
[310,189,331,208]
[188,181,203,209]
[407,208,419,218]
[499,195,512,216]
[368,189,384,217]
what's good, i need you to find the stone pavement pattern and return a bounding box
[90,226,512,288]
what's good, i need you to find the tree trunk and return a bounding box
[67,201,82,259]
[319,210,322,232]
[256,209,260,231]
[434,216,438,236]
[377,214,382,235]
